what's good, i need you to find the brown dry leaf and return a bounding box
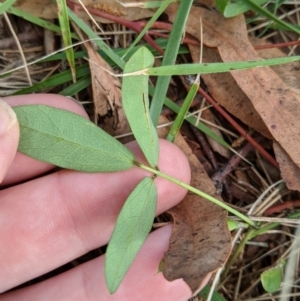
[13,0,155,22]
[85,42,128,134]
[166,4,300,189]
[273,142,300,190]
[157,117,231,294]
[189,44,272,138]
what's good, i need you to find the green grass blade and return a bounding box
[105,177,157,293]
[14,105,134,172]
[57,0,76,83]
[59,75,91,96]
[148,86,231,149]
[0,0,18,14]
[67,7,125,69]
[143,55,300,76]
[149,0,194,126]
[12,64,90,95]
[122,0,175,59]
[166,81,198,142]
[242,0,300,34]
[8,6,78,39]
[122,47,159,167]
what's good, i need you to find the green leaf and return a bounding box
[14,105,134,172]
[57,0,76,83]
[122,47,159,167]
[0,0,18,14]
[261,259,285,293]
[216,0,269,18]
[166,81,198,142]
[142,55,300,76]
[150,0,194,126]
[105,177,157,293]
[8,6,78,39]
[67,8,125,69]
[198,284,228,301]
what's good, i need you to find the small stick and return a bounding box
[211,134,264,186]
[198,87,279,169]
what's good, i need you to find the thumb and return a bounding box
[0,99,19,183]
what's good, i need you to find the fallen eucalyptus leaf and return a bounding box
[157,117,231,294]
[105,176,157,293]
[122,47,159,167]
[14,105,134,172]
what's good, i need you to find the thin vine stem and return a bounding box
[136,162,256,227]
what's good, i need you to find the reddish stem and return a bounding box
[264,200,300,216]
[198,87,279,169]
[66,0,164,55]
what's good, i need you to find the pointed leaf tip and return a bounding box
[122,47,159,167]
[105,177,157,293]
[14,105,135,172]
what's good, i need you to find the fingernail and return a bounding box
[0,98,17,136]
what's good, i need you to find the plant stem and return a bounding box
[222,229,255,279]
[136,162,256,227]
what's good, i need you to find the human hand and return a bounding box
[0,94,193,301]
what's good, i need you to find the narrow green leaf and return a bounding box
[67,8,125,69]
[242,0,300,35]
[261,260,285,293]
[14,105,134,172]
[149,0,194,126]
[13,65,89,95]
[59,75,91,96]
[166,81,198,142]
[105,177,157,293]
[0,0,18,14]
[57,0,76,83]
[143,55,300,76]
[8,6,78,39]
[122,47,159,167]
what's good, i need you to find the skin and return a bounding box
[0,94,195,301]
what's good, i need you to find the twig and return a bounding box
[198,87,279,169]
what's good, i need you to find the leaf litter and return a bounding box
[4,1,300,300]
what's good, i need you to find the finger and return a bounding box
[0,140,190,292]
[0,226,194,301]
[2,94,88,186]
[0,99,19,183]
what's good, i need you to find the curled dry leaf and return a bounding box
[166,4,300,190]
[157,117,231,294]
[14,0,155,22]
[85,41,129,135]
